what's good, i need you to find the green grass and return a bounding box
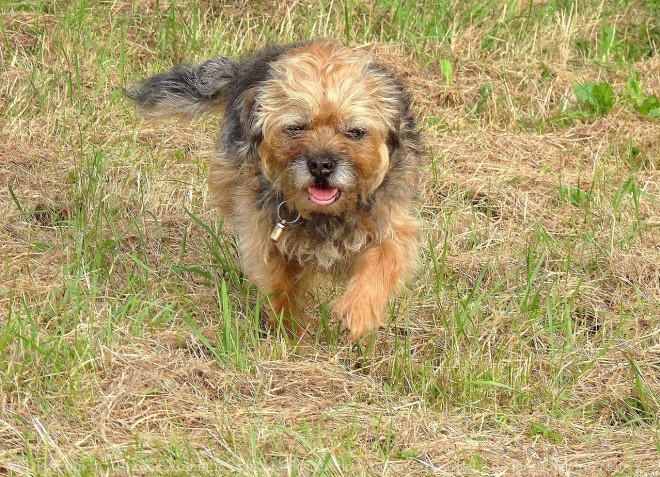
[1,0,659,475]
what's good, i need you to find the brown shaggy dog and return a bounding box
[126,40,423,340]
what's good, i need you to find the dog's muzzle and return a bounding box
[304,156,340,205]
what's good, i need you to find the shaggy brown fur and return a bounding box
[126,40,423,340]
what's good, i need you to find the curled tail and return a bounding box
[125,57,237,118]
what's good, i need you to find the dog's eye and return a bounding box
[345,128,367,140]
[284,124,309,134]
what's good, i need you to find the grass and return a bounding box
[1,0,659,475]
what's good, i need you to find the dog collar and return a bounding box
[269,201,301,242]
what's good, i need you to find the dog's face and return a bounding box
[254,43,405,217]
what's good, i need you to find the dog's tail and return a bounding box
[124,57,237,118]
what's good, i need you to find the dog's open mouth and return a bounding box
[307,186,340,206]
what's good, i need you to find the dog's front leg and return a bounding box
[334,239,413,341]
[268,284,306,338]
[258,260,308,339]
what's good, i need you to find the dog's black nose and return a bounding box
[307,156,336,178]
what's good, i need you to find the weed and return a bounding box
[626,73,660,118]
[573,81,616,116]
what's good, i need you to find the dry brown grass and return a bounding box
[1,0,659,475]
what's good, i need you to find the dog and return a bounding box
[126,40,423,341]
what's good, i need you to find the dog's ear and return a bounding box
[387,111,419,161]
[124,57,237,118]
[220,46,291,161]
[379,72,419,164]
[369,65,423,203]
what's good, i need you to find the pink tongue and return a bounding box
[309,186,339,204]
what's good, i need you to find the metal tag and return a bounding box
[270,221,286,242]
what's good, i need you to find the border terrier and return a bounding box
[126,40,423,340]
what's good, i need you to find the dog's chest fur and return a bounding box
[276,212,372,271]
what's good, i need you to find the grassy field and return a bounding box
[1,0,659,475]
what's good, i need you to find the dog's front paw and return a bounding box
[333,293,384,341]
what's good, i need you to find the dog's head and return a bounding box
[253,42,411,217]
[126,41,416,218]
